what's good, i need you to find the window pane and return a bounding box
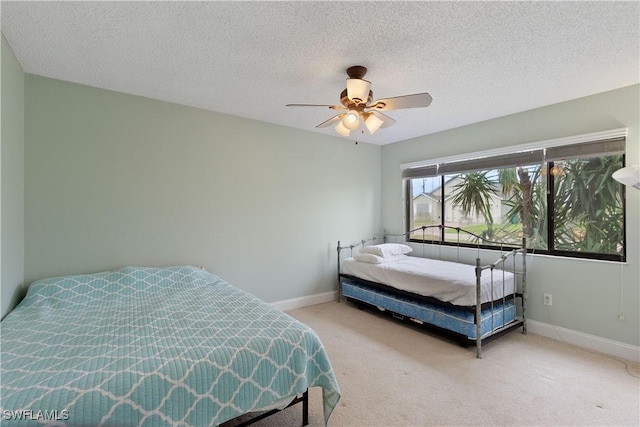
[408,177,441,240]
[443,172,497,244]
[443,167,547,249]
[552,155,624,255]
[505,165,548,251]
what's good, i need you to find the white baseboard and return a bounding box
[527,320,640,363]
[271,290,338,312]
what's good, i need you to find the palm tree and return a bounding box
[501,166,545,247]
[553,156,623,254]
[451,172,498,240]
[449,155,622,255]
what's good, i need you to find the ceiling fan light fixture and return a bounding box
[364,113,384,135]
[341,110,361,130]
[346,78,371,104]
[334,120,351,137]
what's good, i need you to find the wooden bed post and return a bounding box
[475,258,482,359]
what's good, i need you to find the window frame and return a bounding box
[402,130,628,263]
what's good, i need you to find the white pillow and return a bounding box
[353,253,408,264]
[360,243,412,258]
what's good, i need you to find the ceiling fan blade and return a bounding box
[368,92,432,111]
[369,111,396,128]
[286,103,346,110]
[315,114,343,128]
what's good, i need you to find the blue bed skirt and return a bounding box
[341,278,517,340]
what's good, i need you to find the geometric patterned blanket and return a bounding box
[0,266,340,426]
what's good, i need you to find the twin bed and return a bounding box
[337,226,527,358]
[0,266,340,426]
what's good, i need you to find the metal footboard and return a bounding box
[474,237,527,358]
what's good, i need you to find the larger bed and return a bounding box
[0,266,341,426]
[337,226,527,358]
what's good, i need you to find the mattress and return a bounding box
[0,266,340,427]
[342,279,517,339]
[342,255,515,306]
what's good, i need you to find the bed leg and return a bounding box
[521,236,527,336]
[337,241,342,303]
[475,259,482,359]
[302,389,309,426]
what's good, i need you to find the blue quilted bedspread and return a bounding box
[0,266,340,426]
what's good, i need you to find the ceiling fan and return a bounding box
[286,65,432,137]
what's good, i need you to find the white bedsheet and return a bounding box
[342,256,515,306]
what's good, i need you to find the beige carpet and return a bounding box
[232,301,640,427]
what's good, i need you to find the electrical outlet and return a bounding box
[618,314,625,321]
[544,293,553,306]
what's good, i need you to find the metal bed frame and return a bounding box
[337,225,528,358]
[226,391,308,427]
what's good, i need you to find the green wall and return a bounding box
[24,75,381,303]
[6,55,639,350]
[1,35,25,318]
[381,85,640,347]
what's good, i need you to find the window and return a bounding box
[404,134,626,262]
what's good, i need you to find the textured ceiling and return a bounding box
[2,1,639,145]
